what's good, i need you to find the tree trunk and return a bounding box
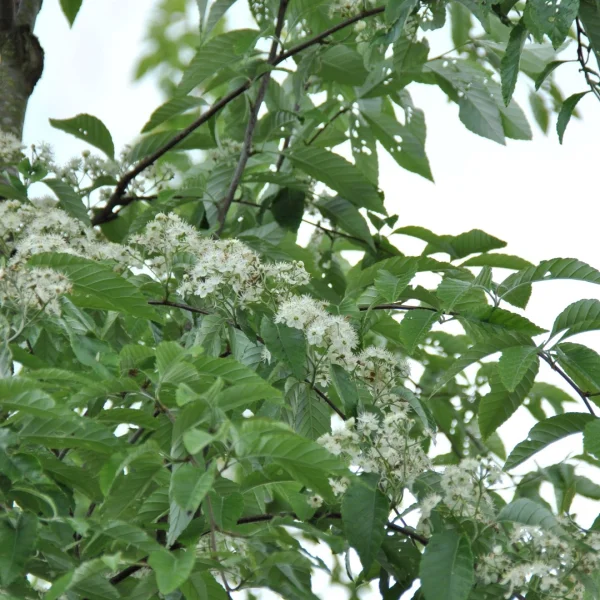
[0,0,44,141]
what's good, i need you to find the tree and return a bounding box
[1,0,600,598]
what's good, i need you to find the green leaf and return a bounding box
[202,0,238,35]
[183,428,215,455]
[551,299,600,342]
[271,188,305,232]
[557,92,588,143]
[318,45,368,86]
[556,342,600,394]
[501,22,528,105]
[535,60,568,90]
[177,30,258,95]
[59,0,83,26]
[449,229,507,259]
[43,178,89,224]
[399,309,440,355]
[479,360,538,438]
[341,475,389,571]
[497,498,562,533]
[430,335,525,397]
[260,318,307,380]
[505,413,595,470]
[499,258,600,306]
[330,364,360,417]
[420,531,474,600]
[362,105,433,182]
[498,345,539,392]
[171,463,216,513]
[142,96,207,132]
[287,146,384,213]
[181,571,229,600]
[461,253,532,269]
[28,253,160,321]
[524,0,579,48]
[290,383,331,441]
[0,513,37,586]
[318,196,374,250]
[459,81,505,144]
[233,420,346,497]
[148,548,196,594]
[584,419,600,458]
[375,268,416,303]
[49,114,114,159]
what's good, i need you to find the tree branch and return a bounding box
[95,6,385,224]
[311,383,346,420]
[306,106,349,145]
[217,0,289,233]
[538,351,597,416]
[236,511,428,545]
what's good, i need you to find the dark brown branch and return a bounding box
[311,384,347,420]
[95,6,385,224]
[109,562,146,585]
[217,0,290,233]
[275,7,385,64]
[306,106,349,145]
[236,511,428,544]
[148,299,212,316]
[538,352,596,416]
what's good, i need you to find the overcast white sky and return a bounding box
[23,1,600,596]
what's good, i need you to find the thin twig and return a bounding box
[538,352,596,416]
[94,7,385,224]
[306,106,349,145]
[311,383,347,420]
[576,19,600,102]
[217,0,290,233]
[236,511,428,544]
[148,299,211,316]
[109,562,146,585]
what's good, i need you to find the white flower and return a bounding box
[329,477,350,496]
[420,494,442,520]
[0,130,24,162]
[307,494,323,508]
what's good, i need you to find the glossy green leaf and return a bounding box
[498,498,562,533]
[556,342,600,394]
[0,513,37,586]
[171,463,216,513]
[399,309,440,355]
[557,92,588,143]
[550,299,600,341]
[142,96,207,132]
[50,113,114,158]
[28,252,160,321]
[318,195,374,249]
[375,268,416,303]
[342,475,389,571]
[260,318,307,380]
[287,146,384,213]
[584,419,600,458]
[524,0,579,48]
[505,413,595,470]
[148,548,196,594]
[420,531,474,600]
[478,359,538,439]
[43,178,89,224]
[59,0,83,26]
[498,345,539,392]
[501,22,527,105]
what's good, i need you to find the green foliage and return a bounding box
[3,0,600,597]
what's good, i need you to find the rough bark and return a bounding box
[0,0,44,141]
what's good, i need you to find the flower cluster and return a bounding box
[476,525,600,599]
[1,201,136,269]
[0,130,24,163]
[318,407,430,500]
[0,266,72,316]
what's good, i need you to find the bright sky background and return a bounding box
[23,1,600,597]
